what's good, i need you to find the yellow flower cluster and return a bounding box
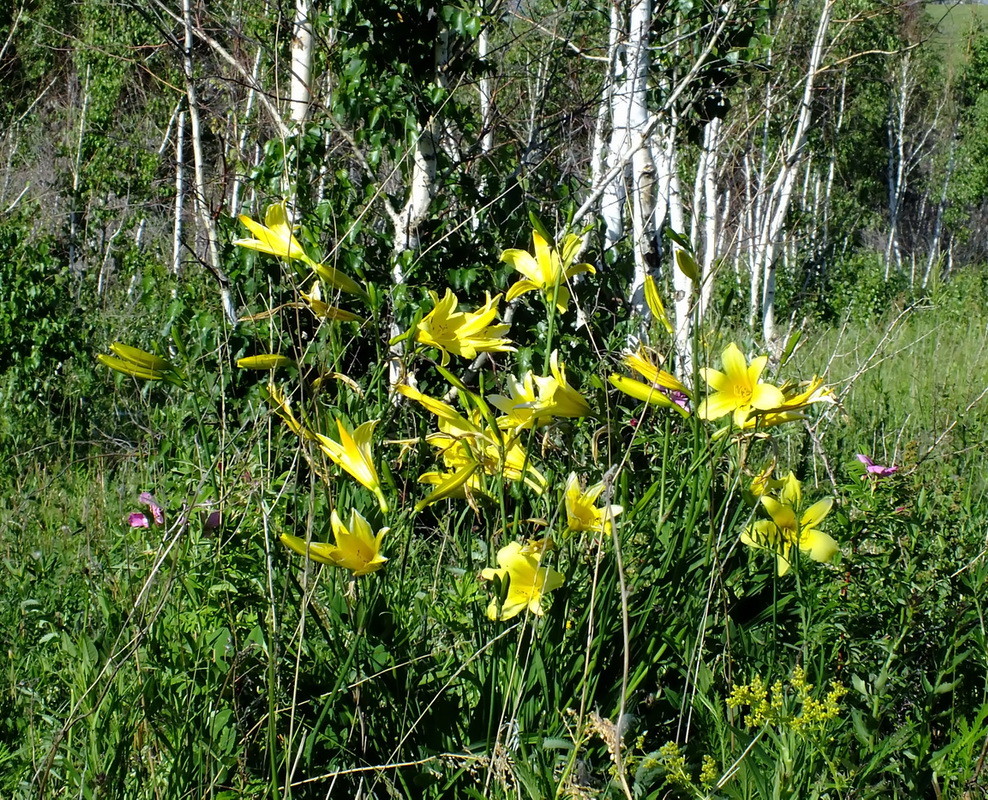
[656,741,691,788]
[727,667,847,735]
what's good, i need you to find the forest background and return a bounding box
[4,0,988,797]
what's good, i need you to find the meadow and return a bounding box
[2,219,988,799]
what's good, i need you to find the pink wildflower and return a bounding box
[856,454,898,479]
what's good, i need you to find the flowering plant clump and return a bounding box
[91,185,898,800]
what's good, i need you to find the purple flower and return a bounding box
[139,492,165,525]
[665,389,691,413]
[129,512,150,528]
[856,454,898,478]
[204,510,221,531]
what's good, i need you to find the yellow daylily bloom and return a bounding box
[481,540,565,620]
[237,354,294,370]
[300,281,365,322]
[501,230,595,313]
[98,343,180,383]
[564,472,623,535]
[415,289,514,366]
[489,350,591,430]
[724,376,836,436]
[314,418,389,513]
[698,343,786,428]
[234,201,306,260]
[741,472,838,576]
[280,508,388,576]
[609,347,690,417]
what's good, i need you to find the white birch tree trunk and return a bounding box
[172,109,186,277]
[758,0,833,345]
[289,0,314,126]
[601,0,628,254]
[182,0,237,324]
[697,116,722,324]
[626,0,656,326]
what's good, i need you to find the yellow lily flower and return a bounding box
[502,230,595,313]
[741,472,838,576]
[234,201,306,260]
[564,472,623,535]
[723,376,836,436]
[415,289,515,366]
[314,418,389,513]
[481,540,565,620]
[489,350,591,430]
[280,508,388,576]
[643,275,674,334]
[266,383,312,439]
[300,281,365,322]
[698,343,786,428]
[98,343,181,384]
[609,346,691,417]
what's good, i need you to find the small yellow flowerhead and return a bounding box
[564,472,623,536]
[314,418,389,513]
[698,342,786,428]
[481,540,565,620]
[501,230,595,313]
[415,289,515,366]
[234,201,306,260]
[280,508,388,576]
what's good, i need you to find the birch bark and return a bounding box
[289,0,314,126]
[758,0,833,345]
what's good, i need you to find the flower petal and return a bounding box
[801,497,833,530]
